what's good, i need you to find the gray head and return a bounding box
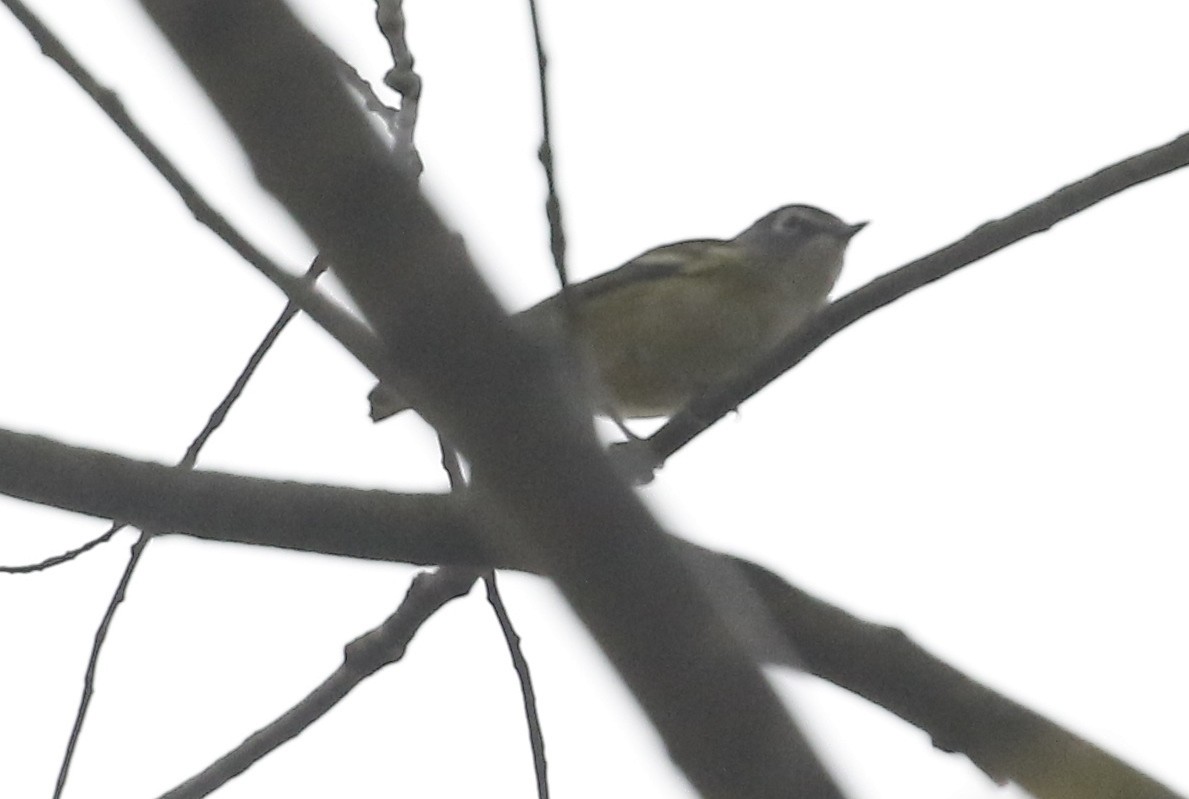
[731,204,867,298]
[734,204,867,250]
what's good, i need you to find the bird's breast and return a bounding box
[570,273,815,417]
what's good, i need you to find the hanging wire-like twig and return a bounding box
[51,532,148,799]
[527,0,568,289]
[485,571,550,799]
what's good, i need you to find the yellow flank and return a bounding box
[564,263,798,417]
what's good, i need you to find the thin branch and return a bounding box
[639,130,1189,472]
[157,567,481,799]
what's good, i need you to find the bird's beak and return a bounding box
[843,221,869,240]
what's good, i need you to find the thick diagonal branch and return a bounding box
[133,3,839,796]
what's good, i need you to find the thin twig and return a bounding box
[484,572,549,799]
[179,257,331,469]
[526,0,568,288]
[51,532,148,799]
[0,522,120,573]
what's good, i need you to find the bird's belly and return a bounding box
[578,280,802,417]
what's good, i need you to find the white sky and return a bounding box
[1,1,1187,798]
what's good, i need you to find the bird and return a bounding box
[368,204,865,422]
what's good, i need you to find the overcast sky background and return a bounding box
[2,2,1187,798]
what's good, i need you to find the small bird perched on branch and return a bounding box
[368,204,866,422]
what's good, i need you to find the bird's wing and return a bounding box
[564,238,736,303]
